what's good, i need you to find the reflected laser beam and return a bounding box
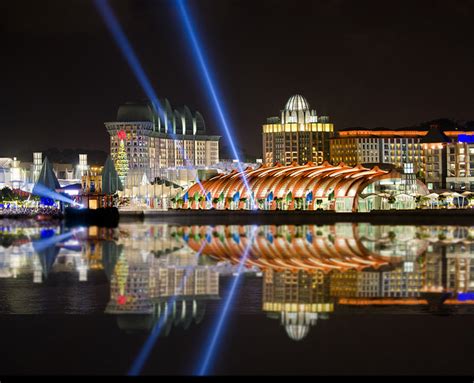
[128,239,208,376]
[32,228,83,253]
[195,225,257,376]
[176,0,255,208]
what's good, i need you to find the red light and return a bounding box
[117,295,127,305]
[118,130,127,140]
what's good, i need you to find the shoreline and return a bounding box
[2,208,472,226]
[119,208,474,226]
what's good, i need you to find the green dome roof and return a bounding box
[116,101,155,122]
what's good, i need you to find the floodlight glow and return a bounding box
[32,183,76,205]
[128,239,208,376]
[176,0,255,208]
[195,226,257,376]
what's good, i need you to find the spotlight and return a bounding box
[176,0,255,208]
[32,183,76,206]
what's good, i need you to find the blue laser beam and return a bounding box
[93,0,164,120]
[94,0,204,194]
[32,227,83,253]
[195,225,257,376]
[176,0,255,208]
[128,239,208,376]
[32,184,79,206]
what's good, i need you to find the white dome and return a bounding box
[284,94,310,111]
[285,324,310,341]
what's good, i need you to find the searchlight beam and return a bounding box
[176,0,255,207]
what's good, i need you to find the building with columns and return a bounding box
[262,94,334,165]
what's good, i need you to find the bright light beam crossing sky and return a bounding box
[176,0,255,208]
[94,0,206,194]
[93,0,165,120]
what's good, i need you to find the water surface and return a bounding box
[0,220,473,375]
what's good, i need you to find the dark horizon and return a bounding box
[3,0,474,158]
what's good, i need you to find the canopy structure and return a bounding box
[102,155,123,195]
[185,161,428,212]
[33,157,60,192]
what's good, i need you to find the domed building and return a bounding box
[262,94,334,165]
[105,99,220,184]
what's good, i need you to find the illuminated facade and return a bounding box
[0,152,90,191]
[445,135,474,190]
[330,128,425,172]
[184,161,428,212]
[105,100,220,183]
[330,124,474,191]
[262,94,334,165]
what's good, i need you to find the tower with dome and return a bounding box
[262,94,334,165]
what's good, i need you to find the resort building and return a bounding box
[104,100,220,185]
[262,94,334,165]
[330,122,474,191]
[330,127,425,173]
[445,134,474,191]
[184,161,429,212]
[0,152,90,191]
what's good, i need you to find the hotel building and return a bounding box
[445,135,474,191]
[330,127,425,172]
[105,100,220,184]
[262,94,334,165]
[330,122,474,191]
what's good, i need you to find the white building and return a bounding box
[105,100,220,186]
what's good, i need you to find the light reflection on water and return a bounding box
[3,219,474,374]
[1,221,474,321]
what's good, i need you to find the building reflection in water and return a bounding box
[185,223,474,340]
[2,221,474,339]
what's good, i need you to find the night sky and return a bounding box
[2,0,474,158]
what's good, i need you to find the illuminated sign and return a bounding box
[458,134,474,144]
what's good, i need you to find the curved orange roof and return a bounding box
[180,225,403,273]
[185,162,420,211]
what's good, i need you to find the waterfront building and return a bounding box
[330,122,474,191]
[0,152,91,191]
[104,100,220,185]
[262,94,334,165]
[184,161,428,212]
[445,135,474,191]
[330,127,425,173]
